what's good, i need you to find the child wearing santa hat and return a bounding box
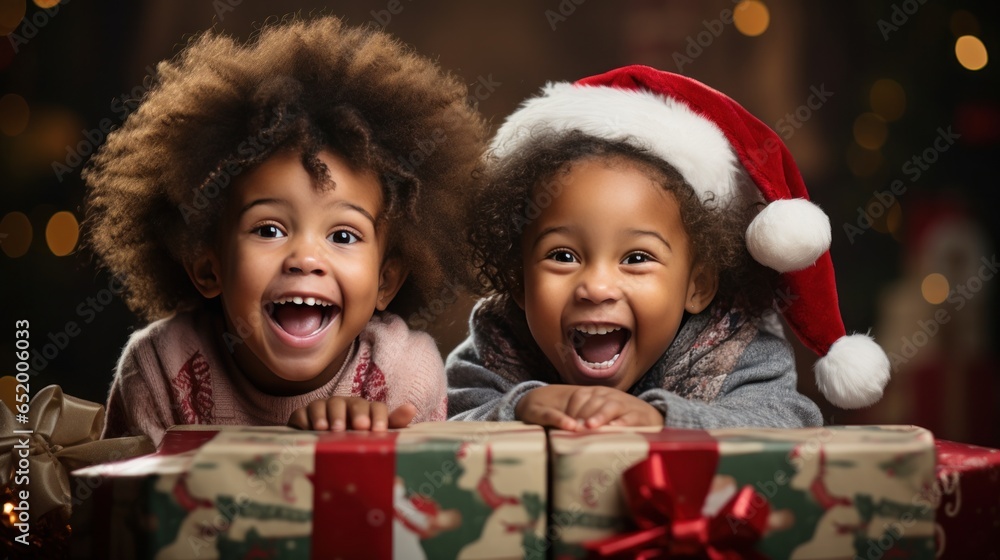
[447,65,890,429]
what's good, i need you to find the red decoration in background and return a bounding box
[0,40,13,72]
[954,102,1000,146]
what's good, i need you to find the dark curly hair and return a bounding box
[83,16,487,321]
[469,131,779,314]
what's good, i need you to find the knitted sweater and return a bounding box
[102,310,447,446]
[446,296,822,428]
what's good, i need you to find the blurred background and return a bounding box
[1,0,997,446]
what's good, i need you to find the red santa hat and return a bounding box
[491,65,890,409]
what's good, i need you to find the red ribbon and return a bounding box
[585,444,770,559]
[312,431,399,559]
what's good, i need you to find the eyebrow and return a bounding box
[334,201,377,226]
[531,225,573,250]
[626,228,672,252]
[532,226,673,253]
[239,198,377,226]
[239,198,286,217]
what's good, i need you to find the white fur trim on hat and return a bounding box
[491,82,744,204]
[815,335,891,409]
[746,198,832,273]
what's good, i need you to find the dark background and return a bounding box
[2,1,998,445]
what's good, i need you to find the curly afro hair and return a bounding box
[84,15,487,321]
[469,131,779,314]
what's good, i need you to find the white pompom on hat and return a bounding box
[491,65,889,409]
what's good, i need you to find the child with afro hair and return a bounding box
[448,66,890,429]
[86,16,487,445]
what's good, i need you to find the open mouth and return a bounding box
[267,296,339,339]
[569,325,631,370]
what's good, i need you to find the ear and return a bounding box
[184,250,223,299]
[376,257,408,311]
[511,282,526,310]
[685,262,719,314]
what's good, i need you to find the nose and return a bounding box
[574,263,622,304]
[283,235,327,276]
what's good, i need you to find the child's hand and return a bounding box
[515,385,664,430]
[288,397,417,432]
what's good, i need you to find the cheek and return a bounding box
[338,252,383,297]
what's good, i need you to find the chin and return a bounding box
[264,359,327,384]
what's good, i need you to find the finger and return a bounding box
[563,387,594,419]
[525,405,579,431]
[370,402,389,432]
[575,394,617,425]
[327,398,347,432]
[347,398,372,431]
[287,408,309,430]
[388,403,418,428]
[584,400,625,429]
[612,410,662,428]
[307,399,330,430]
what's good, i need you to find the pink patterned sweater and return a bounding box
[101,309,447,446]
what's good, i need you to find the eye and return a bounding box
[252,224,285,238]
[329,230,360,244]
[623,252,654,265]
[546,250,577,263]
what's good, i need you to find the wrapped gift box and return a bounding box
[548,425,937,559]
[70,422,546,560]
[932,439,1000,559]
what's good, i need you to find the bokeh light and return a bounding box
[921,273,950,305]
[45,210,79,256]
[866,200,903,238]
[955,35,988,71]
[0,211,32,258]
[846,143,883,177]
[853,112,888,150]
[886,203,903,236]
[734,1,769,37]
[0,0,25,36]
[870,79,906,122]
[950,10,980,37]
[0,93,29,136]
[7,106,84,180]
[33,0,59,8]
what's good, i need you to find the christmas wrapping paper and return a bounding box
[70,422,546,560]
[547,425,937,560]
[932,439,1000,559]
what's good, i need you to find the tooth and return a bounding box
[292,296,303,304]
[582,352,621,370]
[305,297,316,306]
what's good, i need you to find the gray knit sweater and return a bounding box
[446,296,822,428]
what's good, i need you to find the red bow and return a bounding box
[585,452,770,559]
